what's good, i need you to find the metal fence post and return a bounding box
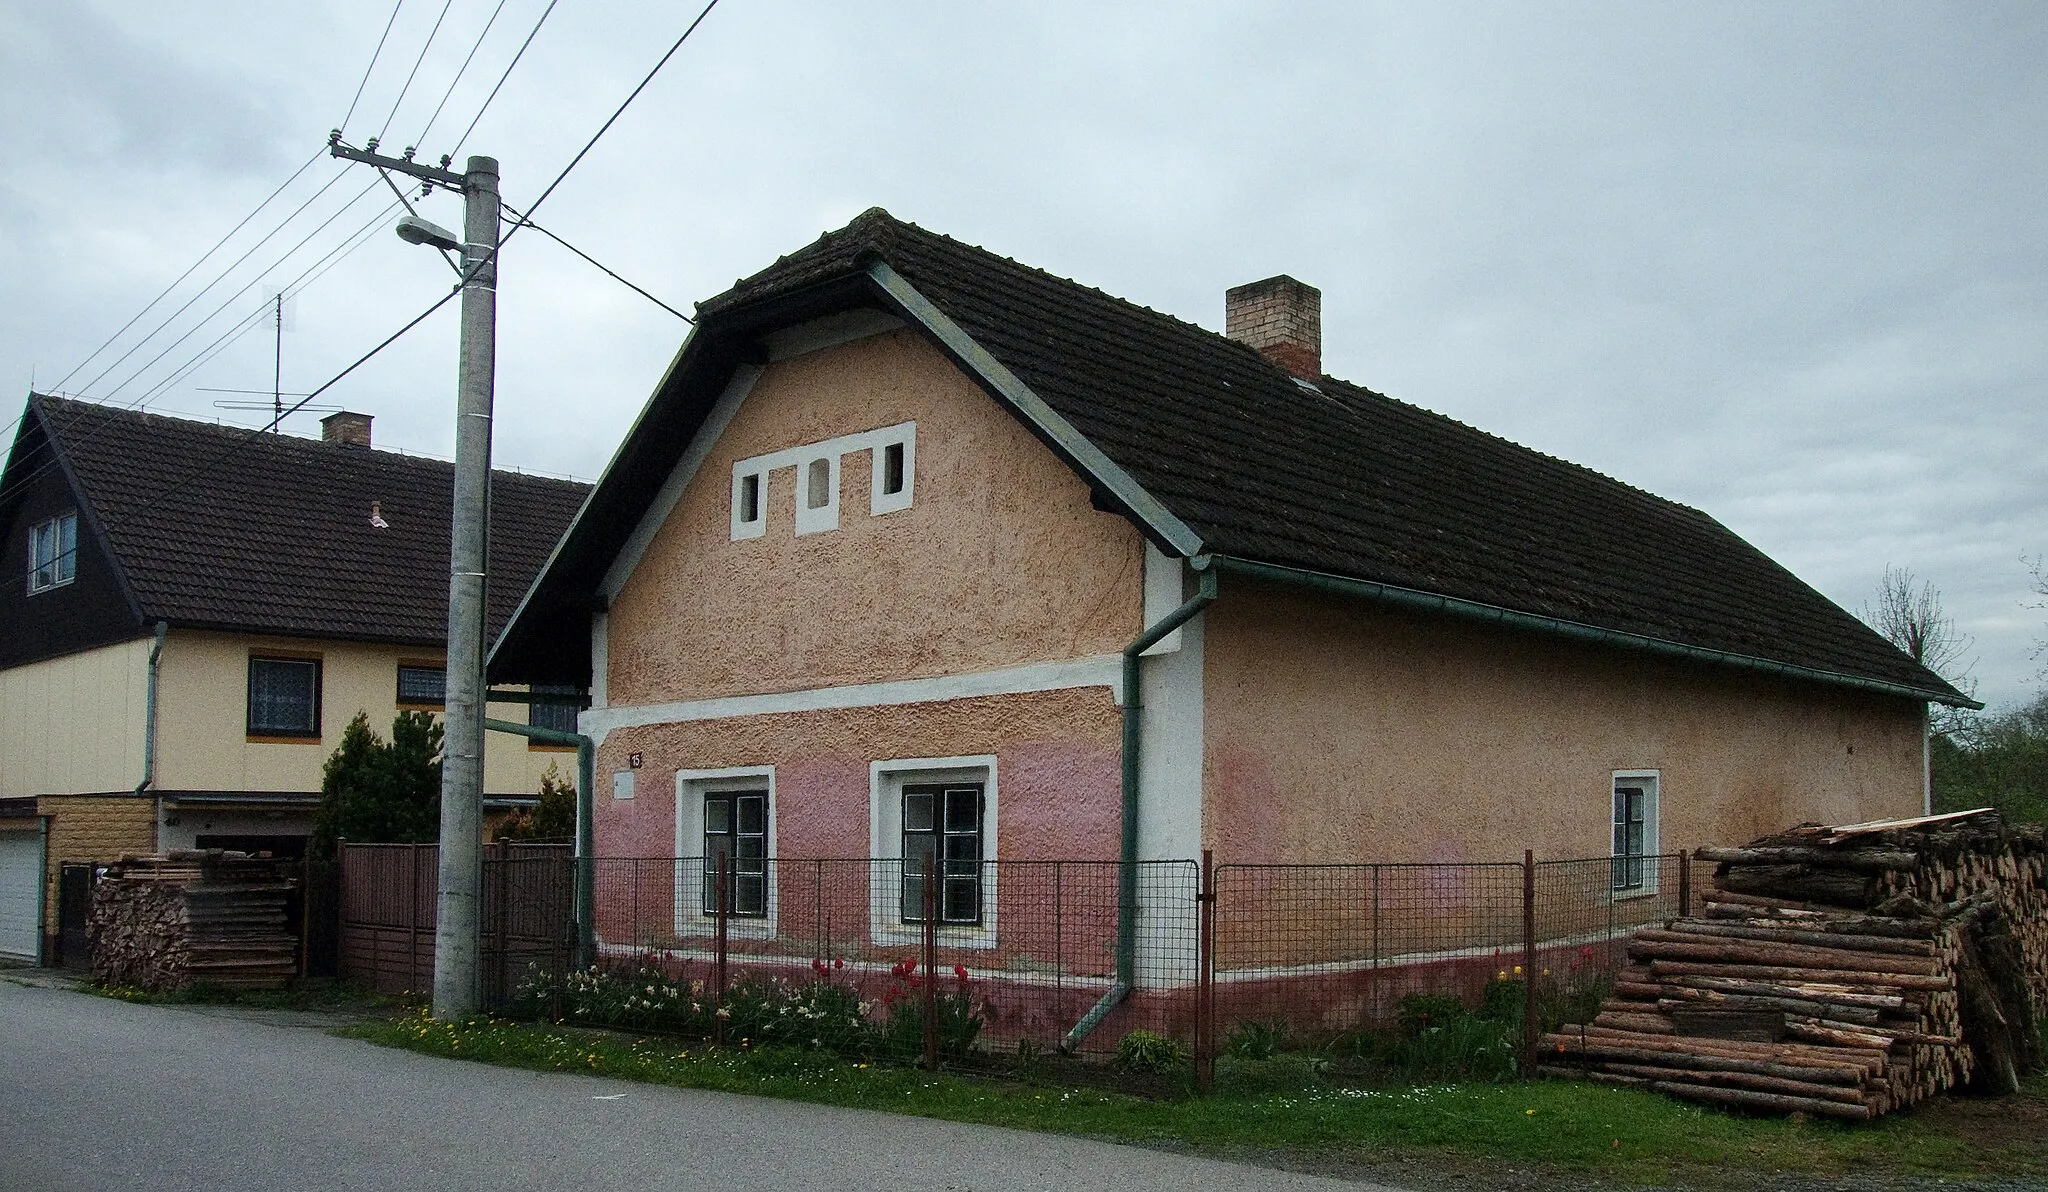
[715,853,729,1048]
[1053,861,1064,1013]
[409,844,423,995]
[922,866,939,1071]
[1678,848,1692,918]
[491,842,509,1003]
[1521,849,1537,1079]
[1196,849,1215,1094]
[814,858,825,963]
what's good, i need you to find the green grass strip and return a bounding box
[342,1012,2042,1187]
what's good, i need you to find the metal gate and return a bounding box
[57,863,102,969]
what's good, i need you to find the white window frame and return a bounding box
[26,511,78,593]
[1610,770,1661,899]
[869,425,915,516]
[730,467,767,540]
[869,755,997,950]
[794,452,840,535]
[728,422,916,540]
[673,766,778,940]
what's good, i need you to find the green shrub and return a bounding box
[1393,992,1468,1037]
[1224,1018,1290,1060]
[1114,1028,1190,1075]
[1479,975,1524,1024]
[1383,1014,1519,1083]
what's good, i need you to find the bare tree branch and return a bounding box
[1863,565,1978,733]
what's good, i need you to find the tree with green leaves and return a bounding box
[1932,693,2048,824]
[496,761,577,842]
[311,710,444,863]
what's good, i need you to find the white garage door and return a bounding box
[0,830,43,961]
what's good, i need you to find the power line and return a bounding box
[342,0,409,133]
[451,0,559,157]
[73,166,358,399]
[130,201,407,411]
[502,0,722,243]
[94,289,465,538]
[379,0,457,144]
[1,199,407,512]
[415,0,511,148]
[92,178,386,404]
[49,147,326,394]
[502,203,691,323]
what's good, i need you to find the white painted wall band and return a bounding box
[579,655,1125,745]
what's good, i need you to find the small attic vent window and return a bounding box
[805,458,832,510]
[739,475,761,523]
[881,442,905,496]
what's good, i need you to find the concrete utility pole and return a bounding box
[328,137,499,1018]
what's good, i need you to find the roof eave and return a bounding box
[1211,554,1981,709]
[862,259,1205,560]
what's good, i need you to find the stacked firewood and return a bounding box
[89,850,300,991]
[1543,809,2047,1119]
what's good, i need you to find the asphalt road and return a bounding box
[0,977,1404,1192]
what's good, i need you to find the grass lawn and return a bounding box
[342,1012,2048,1189]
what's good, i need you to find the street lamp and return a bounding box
[396,214,461,252]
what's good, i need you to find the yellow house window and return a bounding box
[248,656,322,739]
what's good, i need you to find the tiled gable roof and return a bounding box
[26,395,588,645]
[495,209,1962,704]
[692,209,1958,700]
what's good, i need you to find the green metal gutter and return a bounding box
[134,622,168,796]
[1209,556,1979,709]
[1063,560,1218,1053]
[481,715,596,968]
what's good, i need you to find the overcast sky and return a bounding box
[3,1,2042,708]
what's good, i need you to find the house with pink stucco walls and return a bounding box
[489,210,1972,1026]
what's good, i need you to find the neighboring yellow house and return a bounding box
[0,398,589,962]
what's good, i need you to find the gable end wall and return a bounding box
[603,328,1146,707]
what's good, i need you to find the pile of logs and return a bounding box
[89,850,300,991]
[1543,809,2047,1120]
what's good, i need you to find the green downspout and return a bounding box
[481,715,596,969]
[1062,559,1217,1053]
[134,622,168,797]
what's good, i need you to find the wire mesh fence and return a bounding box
[347,845,1713,1076]
[1211,861,1530,1038]
[576,857,1200,1056]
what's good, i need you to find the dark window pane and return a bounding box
[56,515,77,583]
[882,442,905,495]
[903,791,934,833]
[528,684,579,733]
[945,787,978,834]
[943,875,978,923]
[737,794,764,835]
[248,658,319,736]
[397,665,446,705]
[739,473,760,522]
[705,799,730,835]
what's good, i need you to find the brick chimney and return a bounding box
[1225,275,1321,382]
[320,411,373,448]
